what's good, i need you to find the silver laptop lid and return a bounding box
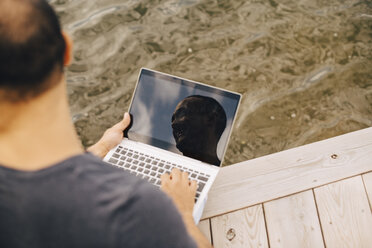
[126,68,241,167]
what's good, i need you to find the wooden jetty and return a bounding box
[197,127,372,247]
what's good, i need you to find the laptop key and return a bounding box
[133,160,139,165]
[150,178,156,184]
[124,163,131,168]
[118,161,124,166]
[158,168,164,174]
[138,168,144,172]
[133,154,139,159]
[150,171,156,176]
[120,150,127,155]
[197,175,208,182]
[144,169,150,174]
[191,173,197,178]
[127,158,133,163]
[145,164,151,169]
[197,182,206,192]
[108,158,118,164]
[195,193,200,202]
[112,153,120,159]
[139,156,145,161]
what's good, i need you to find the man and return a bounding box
[0,0,211,247]
[171,95,227,166]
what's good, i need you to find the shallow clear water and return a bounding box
[51,0,372,166]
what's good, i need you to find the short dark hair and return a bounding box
[185,95,227,138]
[0,0,66,101]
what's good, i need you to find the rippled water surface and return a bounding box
[51,0,372,165]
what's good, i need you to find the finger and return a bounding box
[118,112,131,130]
[190,180,198,192]
[161,173,170,182]
[160,173,170,187]
[171,168,181,180]
[113,112,131,130]
[181,171,189,181]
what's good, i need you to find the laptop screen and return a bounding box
[127,68,241,167]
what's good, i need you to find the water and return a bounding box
[51,0,372,166]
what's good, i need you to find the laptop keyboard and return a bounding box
[107,146,211,201]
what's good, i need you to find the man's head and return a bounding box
[171,95,227,164]
[0,0,70,102]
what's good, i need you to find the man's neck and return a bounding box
[0,79,84,171]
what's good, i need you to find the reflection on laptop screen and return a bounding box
[128,68,241,167]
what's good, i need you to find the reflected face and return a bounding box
[171,97,209,152]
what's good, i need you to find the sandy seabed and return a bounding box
[51,0,372,165]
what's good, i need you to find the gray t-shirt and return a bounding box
[0,153,197,248]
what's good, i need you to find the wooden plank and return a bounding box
[314,176,372,248]
[202,127,372,219]
[210,204,268,248]
[197,219,212,244]
[264,190,324,248]
[362,172,372,209]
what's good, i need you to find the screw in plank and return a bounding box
[226,228,236,241]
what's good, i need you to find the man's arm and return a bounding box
[87,113,131,158]
[161,169,213,248]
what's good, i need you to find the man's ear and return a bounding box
[62,31,73,66]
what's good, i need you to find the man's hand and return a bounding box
[161,169,212,248]
[161,168,197,218]
[87,113,131,158]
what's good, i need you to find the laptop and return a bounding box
[104,68,241,223]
